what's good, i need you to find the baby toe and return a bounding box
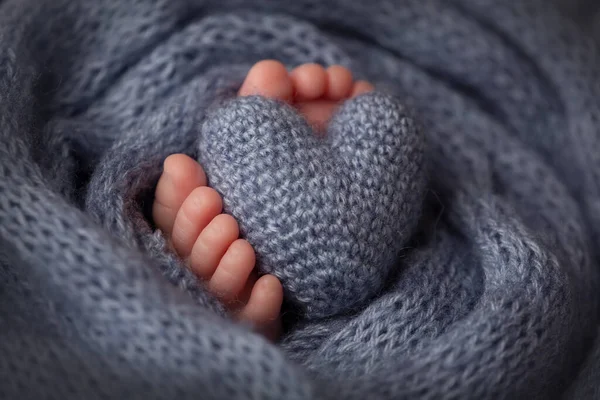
[238,60,293,103]
[237,275,283,337]
[189,213,239,279]
[290,63,327,101]
[350,80,375,98]
[208,239,256,304]
[171,186,223,259]
[325,65,354,101]
[153,154,207,236]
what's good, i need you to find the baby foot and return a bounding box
[238,60,374,132]
[152,154,283,341]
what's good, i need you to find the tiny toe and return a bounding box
[208,239,256,303]
[290,63,327,101]
[325,65,354,101]
[238,60,293,102]
[171,187,223,258]
[153,154,207,236]
[350,80,375,98]
[189,214,240,279]
[237,275,283,328]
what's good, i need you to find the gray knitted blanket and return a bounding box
[2,0,600,399]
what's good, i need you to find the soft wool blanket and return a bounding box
[2,0,600,399]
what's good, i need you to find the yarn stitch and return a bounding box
[1,0,600,399]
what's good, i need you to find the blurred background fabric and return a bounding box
[1,1,600,399]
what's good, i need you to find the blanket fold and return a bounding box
[1,0,600,399]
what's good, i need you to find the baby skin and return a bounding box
[153,60,374,340]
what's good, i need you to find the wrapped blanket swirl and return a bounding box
[1,0,600,399]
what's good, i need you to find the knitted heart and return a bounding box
[198,92,426,319]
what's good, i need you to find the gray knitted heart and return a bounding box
[198,92,426,319]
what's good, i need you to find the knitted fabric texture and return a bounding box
[199,94,425,318]
[1,0,600,399]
